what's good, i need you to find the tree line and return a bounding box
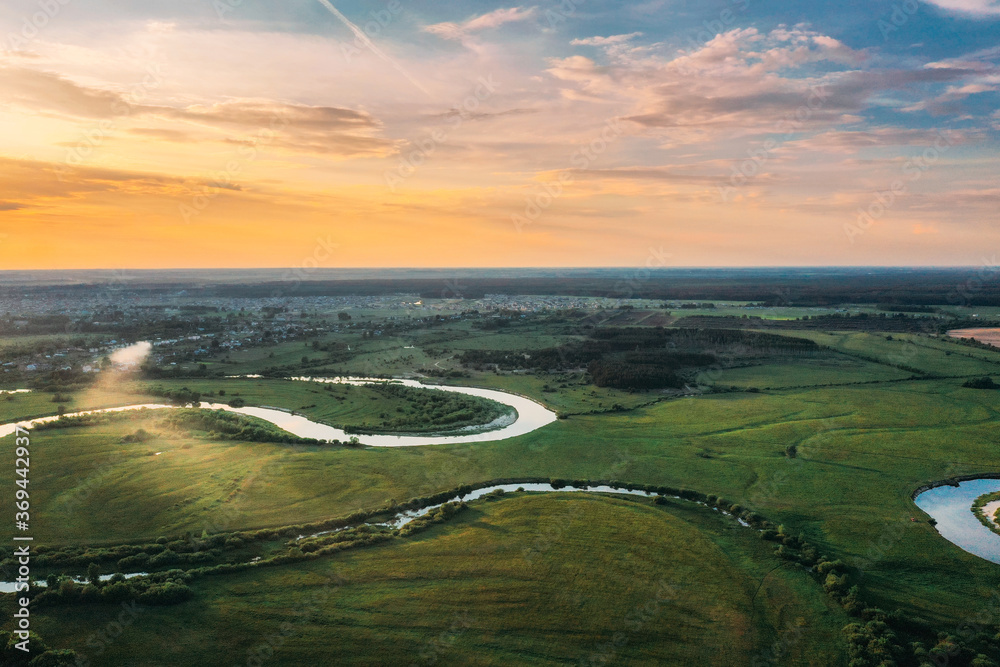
[460,326,819,389]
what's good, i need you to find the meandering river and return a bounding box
[0,377,557,447]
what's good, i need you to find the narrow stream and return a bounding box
[1,484,751,593]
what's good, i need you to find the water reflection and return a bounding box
[914,478,1000,564]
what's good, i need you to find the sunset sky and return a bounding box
[0,0,998,269]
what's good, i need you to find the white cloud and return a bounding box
[571,33,643,46]
[547,27,876,139]
[424,6,537,40]
[921,0,1000,15]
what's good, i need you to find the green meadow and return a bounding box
[26,493,848,666]
[2,316,1000,664]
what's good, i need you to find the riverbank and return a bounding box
[0,376,555,447]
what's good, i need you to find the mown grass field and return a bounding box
[26,493,848,666]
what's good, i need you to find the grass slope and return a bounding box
[29,493,847,666]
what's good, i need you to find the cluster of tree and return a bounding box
[474,318,512,331]
[843,615,1000,666]
[143,268,1000,305]
[30,411,138,432]
[460,326,817,390]
[159,409,325,445]
[972,491,1000,537]
[295,524,388,553]
[417,368,470,379]
[675,313,946,334]
[876,303,938,313]
[587,358,686,389]
[120,428,156,444]
[27,367,93,391]
[3,533,229,572]
[952,336,1000,353]
[148,487,437,564]
[31,571,194,608]
[0,631,78,666]
[964,377,998,390]
[147,385,203,405]
[397,502,468,537]
[0,314,74,336]
[842,615,909,666]
[143,363,221,379]
[759,513,1000,665]
[182,501,472,576]
[0,336,94,358]
[343,383,511,434]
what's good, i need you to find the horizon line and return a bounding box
[0,265,995,273]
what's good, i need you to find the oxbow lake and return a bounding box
[914,478,1000,564]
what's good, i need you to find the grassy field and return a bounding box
[4,312,1000,664]
[783,330,1000,377]
[707,355,913,389]
[25,493,848,666]
[0,385,159,423]
[6,376,1000,633]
